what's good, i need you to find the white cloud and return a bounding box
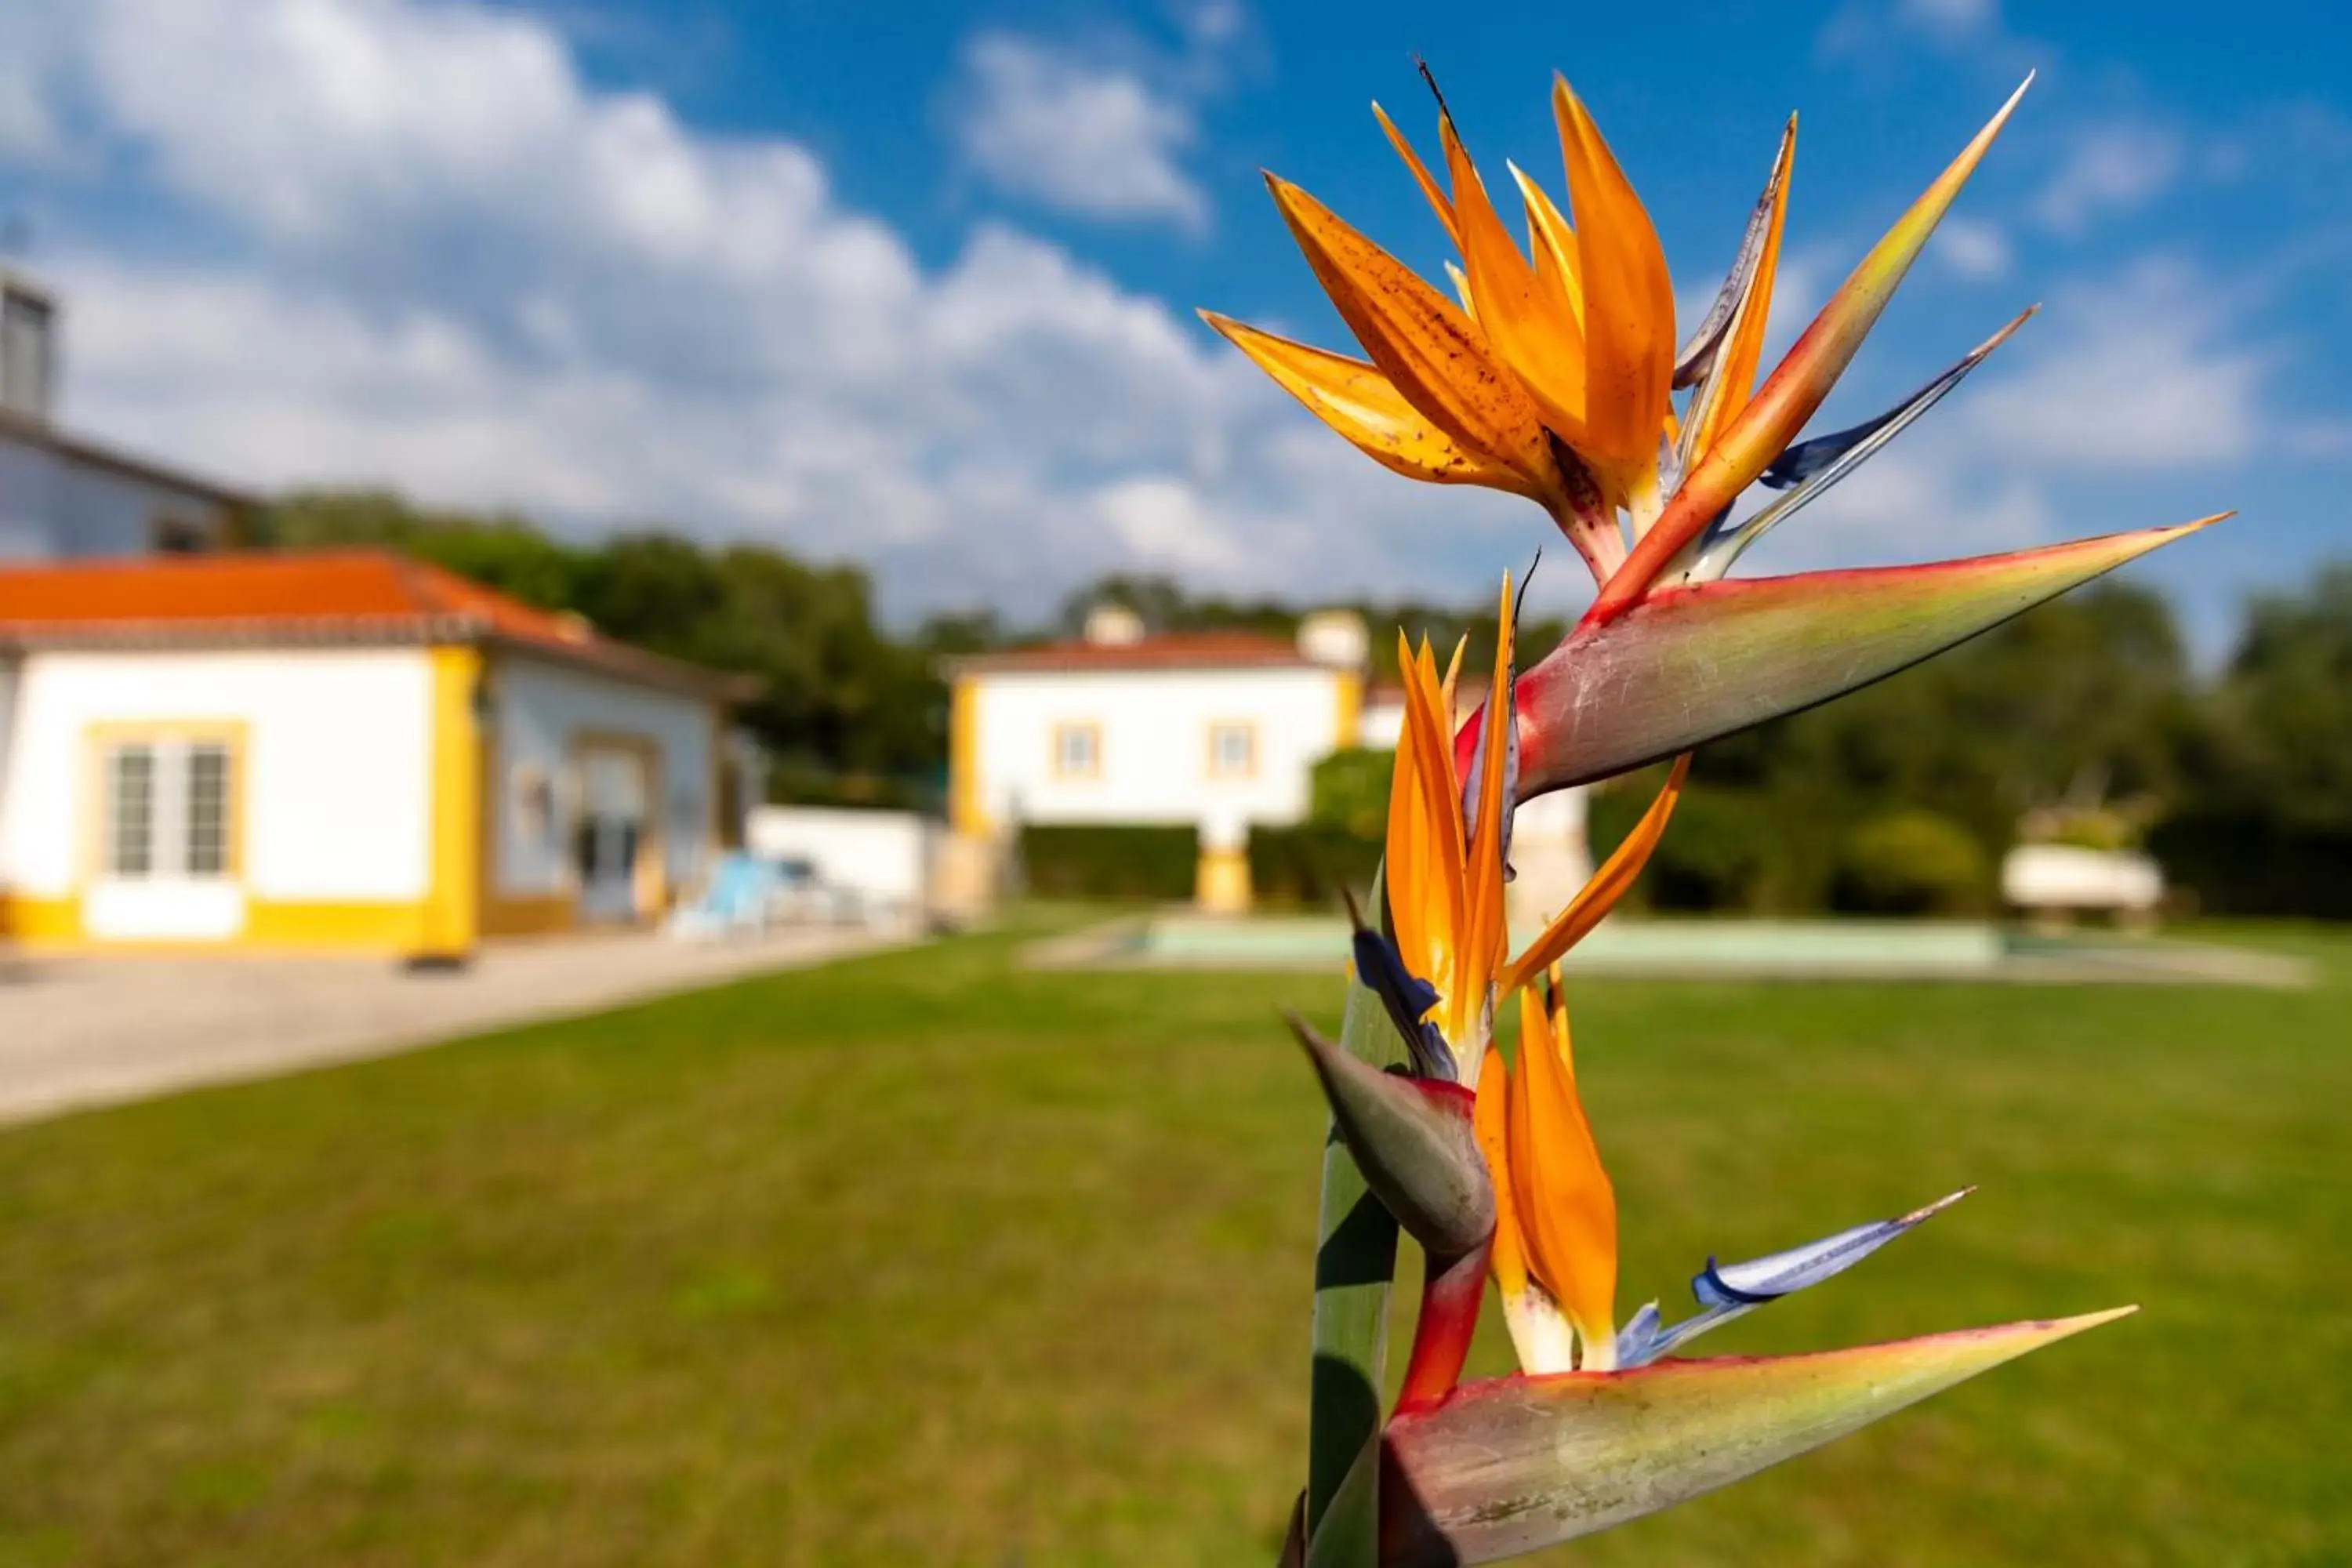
[1742,256,2270,575]
[2033,122,2182,233]
[1962,260,2265,468]
[1936,216,2013,281]
[7,0,1544,618]
[1094,477,1245,572]
[1894,0,2003,43]
[7,0,2303,633]
[1817,0,2039,72]
[951,33,1208,230]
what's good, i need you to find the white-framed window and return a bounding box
[185,742,230,876]
[1052,721,1102,779]
[101,735,236,880]
[1207,720,1257,779]
[105,744,156,877]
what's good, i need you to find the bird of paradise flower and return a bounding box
[1207,70,2215,1567]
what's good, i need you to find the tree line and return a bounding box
[261,490,2352,916]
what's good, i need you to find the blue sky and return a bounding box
[3,0,2347,650]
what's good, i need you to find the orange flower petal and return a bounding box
[1372,100,1459,250]
[1452,575,1515,1042]
[1508,162,1584,332]
[1504,753,1690,992]
[1474,1043,1526,1298]
[1440,114,1591,447]
[1264,174,1563,502]
[1388,634,1467,995]
[1200,311,1534,492]
[1509,981,1617,1364]
[1552,79,1675,507]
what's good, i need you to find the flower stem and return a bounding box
[1304,868,1406,1555]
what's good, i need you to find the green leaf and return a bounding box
[1304,868,1406,1557]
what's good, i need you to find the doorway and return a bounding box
[571,742,658,923]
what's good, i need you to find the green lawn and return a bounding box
[0,919,2345,1566]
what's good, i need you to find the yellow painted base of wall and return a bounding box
[243,901,435,953]
[2,890,593,954]
[1195,848,1253,914]
[0,895,81,943]
[0,894,502,956]
[481,893,577,938]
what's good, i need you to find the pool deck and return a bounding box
[1025,913,2312,987]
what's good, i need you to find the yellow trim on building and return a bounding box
[0,895,451,954]
[81,717,252,884]
[419,644,485,960]
[241,901,434,952]
[1204,718,1260,780]
[1195,845,1253,914]
[481,893,576,938]
[948,674,988,837]
[1333,668,1364,750]
[0,895,80,942]
[1049,720,1102,781]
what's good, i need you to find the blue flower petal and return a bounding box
[1345,892,1457,1082]
[1617,1189,1973,1367]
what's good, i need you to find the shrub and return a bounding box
[1017,824,1197,901]
[1589,775,1773,912]
[1250,824,1381,909]
[2149,808,2352,918]
[1833,810,1992,916]
[1309,748,1395,838]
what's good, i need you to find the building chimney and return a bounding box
[0,269,57,422]
[1296,608,1368,670]
[1083,603,1146,647]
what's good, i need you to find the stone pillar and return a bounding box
[1195,809,1253,915]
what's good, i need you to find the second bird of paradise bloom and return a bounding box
[1284,580,2136,1565]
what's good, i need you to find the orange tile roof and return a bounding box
[949,630,1316,674]
[0,549,746,700]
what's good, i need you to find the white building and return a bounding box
[946,607,1367,909]
[747,804,937,927]
[0,267,253,558]
[943,605,1593,916]
[0,549,750,957]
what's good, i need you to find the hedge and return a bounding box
[1249,824,1381,909]
[1587,773,1993,915]
[1833,809,1992,915]
[1016,823,1197,901]
[2150,809,2352,918]
[1308,748,1394,840]
[1011,820,1388,906]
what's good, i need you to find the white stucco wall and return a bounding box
[488,653,719,898]
[748,805,935,908]
[0,659,17,873]
[1357,696,1404,751]
[971,665,1351,830]
[0,648,434,931]
[0,435,231,559]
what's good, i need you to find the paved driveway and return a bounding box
[0,924,906,1127]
